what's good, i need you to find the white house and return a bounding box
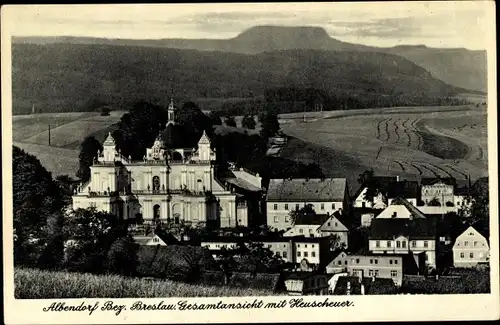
[266,178,348,231]
[452,226,489,268]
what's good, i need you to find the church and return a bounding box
[72,99,263,228]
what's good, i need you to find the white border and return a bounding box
[2,2,499,324]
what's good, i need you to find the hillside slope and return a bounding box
[13,26,487,92]
[13,43,463,114]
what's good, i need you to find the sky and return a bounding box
[3,2,493,50]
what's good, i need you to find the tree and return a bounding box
[55,175,76,206]
[105,235,139,276]
[289,204,316,226]
[241,115,256,129]
[428,198,442,206]
[225,116,237,127]
[62,208,128,274]
[100,106,110,116]
[357,169,380,203]
[208,111,222,126]
[76,136,103,182]
[226,242,284,275]
[259,112,280,139]
[13,146,64,266]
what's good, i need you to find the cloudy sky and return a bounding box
[4,2,492,50]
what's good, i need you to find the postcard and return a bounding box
[2,2,499,324]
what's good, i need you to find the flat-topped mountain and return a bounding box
[13,25,487,92]
[12,43,466,114]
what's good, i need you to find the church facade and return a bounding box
[72,100,249,228]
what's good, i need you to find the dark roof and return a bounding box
[295,213,331,225]
[284,271,325,281]
[387,181,420,199]
[370,218,436,240]
[389,197,427,219]
[352,176,398,199]
[267,178,346,202]
[455,186,471,196]
[160,124,199,149]
[333,276,397,295]
[421,177,456,186]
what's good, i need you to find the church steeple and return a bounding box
[167,98,176,126]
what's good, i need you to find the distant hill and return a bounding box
[12,43,467,115]
[13,25,487,92]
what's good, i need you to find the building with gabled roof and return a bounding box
[452,226,490,268]
[266,178,348,231]
[72,99,255,229]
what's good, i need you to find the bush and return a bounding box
[445,201,455,207]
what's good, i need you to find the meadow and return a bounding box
[12,111,126,177]
[14,268,275,299]
[280,104,488,189]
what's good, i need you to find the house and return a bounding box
[369,211,437,269]
[374,197,427,220]
[452,226,490,268]
[200,235,295,263]
[284,272,330,295]
[283,212,349,249]
[352,176,397,209]
[266,178,348,231]
[387,180,420,206]
[326,251,348,274]
[421,177,456,206]
[293,236,331,269]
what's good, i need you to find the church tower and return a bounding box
[101,132,118,162]
[167,98,176,125]
[195,130,215,161]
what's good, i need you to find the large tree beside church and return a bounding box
[76,136,103,182]
[13,146,65,266]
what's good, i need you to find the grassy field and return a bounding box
[14,268,276,299]
[12,111,126,177]
[280,105,488,191]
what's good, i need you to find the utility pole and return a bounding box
[48,124,51,146]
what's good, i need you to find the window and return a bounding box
[321,203,325,210]
[470,252,474,259]
[356,259,360,264]
[394,260,398,265]
[338,260,342,265]
[297,251,301,257]
[332,203,335,209]
[335,222,338,227]
[391,270,398,277]
[464,241,469,246]
[309,228,313,234]
[283,252,287,258]
[396,241,401,248]
[473,241,478,247]
[276,251,281,257]
[374,259,378,264]
[362,202,366,208]
[296,204,300,210]
[327,222,331,226]
[304,252,308,257]
[274,216,279,223]
[153,237,159,243]
[285,204,289,210]
[424,241,429,248]
[374,270,379,277]
[412,241,417,248]
[285,216,289,223]
[304,244,308,248]
[344,260,348,265]
[376,241,380,248]
[312,251,316,257]
[273,204,278,210]
[299,229,304,234]
[402,241,407,248]
[390,260,393,265]
[368,270,374,277]
[387,241,392,248]
[370,259,373,264]
[460,252,465,258]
